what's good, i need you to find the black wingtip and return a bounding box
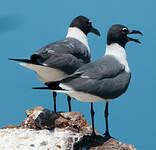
[8,58,31,63]
[32,87,50,90]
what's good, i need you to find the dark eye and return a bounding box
[88,21,92,26]
[122,28,128,33]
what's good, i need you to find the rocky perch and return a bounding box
[0,106,137,150]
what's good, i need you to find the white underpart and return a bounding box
[66,27,90,53]
[105,43,130,72]
[59,83,107,102]
[54,90,108,102]
[19,63,69,83]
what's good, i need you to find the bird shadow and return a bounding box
[0,15,23,34]
[73,134,113,150]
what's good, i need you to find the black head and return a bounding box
[107,24,143,48]
[70,16,100,36]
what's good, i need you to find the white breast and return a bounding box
[105,43,130,72]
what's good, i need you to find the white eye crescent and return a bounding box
[88,20,92,25]
[122,28,128,31]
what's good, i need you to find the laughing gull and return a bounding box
[33,24,142,136]
[9,16,100,112]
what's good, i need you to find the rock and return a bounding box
[0,106,137,150]
[20,106,59,129]
[74,135,137,150]
[2,124,19,129]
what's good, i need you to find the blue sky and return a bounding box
[0,0,155,149]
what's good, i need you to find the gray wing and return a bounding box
[74,55,125,79]
[43,53,85,74]
[61,55,131,99]
[31,38,91,74]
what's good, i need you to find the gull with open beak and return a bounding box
[33,24,142,137]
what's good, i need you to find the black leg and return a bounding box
[53,92,57,113]
[67,96,72,112]
[104,101,111,137]
[90,102,96,136]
